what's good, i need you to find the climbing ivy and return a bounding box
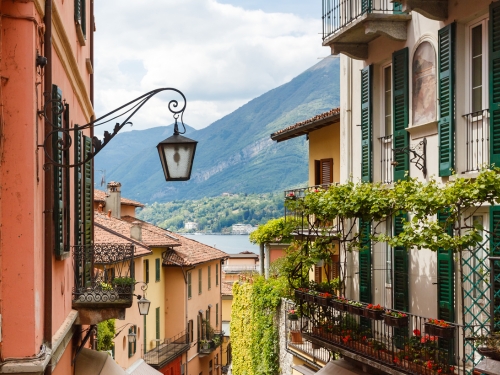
[97,319,116,351]
[249,217,296,245]
[231,276,287,375]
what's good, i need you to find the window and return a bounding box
[216,264,219,286]
[198,269,202,294]
[314,159,333,185]
[385,216,393,285]
[384,65,392,135]
[144,259,149,283]
[155,258,160,282]
[155,307,160,342]
[208,265,211,290]
[381,64,394,184]
[412,41,436,126]
[470,19,488,113]
[187,271,192,299]
[74,0,86,43]
[216,303,219,327]
[188,319,193,342]
[128,325,137,357]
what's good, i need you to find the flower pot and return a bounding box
[364,309,384,320]
[294,290,305,301]
[348,305,363,316]
[288,313,298,321]
[383,314,408,327]
[424,322,455,339]
[290,331,303,344]
[316,296,331,307]
[478,347,500,361]
[304,294,315,303]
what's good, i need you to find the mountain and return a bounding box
[95,56,340,203]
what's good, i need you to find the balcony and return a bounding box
[198,331,223,357]
[379,135,394,184]
[284,184,340,239]
[462,109,490,174]
[72,244,135,325]
[322,0,411,60]
[294,290,483,375]
[222,265,258,274]
[394,0,448,21]
[143,331,190,368]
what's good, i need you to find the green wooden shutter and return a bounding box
[392,48,409,181]
[438,23,456,177]
[128,327,133,357]
[199,269,202,294]
[361,65,373,182]
[361,0,372,13]
[74,0,82,23]
[359,219,372,303]
[393,1,402,13]
[490,2,500,167]
[216,264,219,286]
[208,265,211,290]
[188,271,192,298]
[155,258,160,282]
[155,307,160,340]
[52,85,64,257]
[74,130,82,247]
[83,136,92,246]
[393,213,409,312]
[437,211,455,322]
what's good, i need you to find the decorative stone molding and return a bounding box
[364,20,408,41]
[406,120,438,140]
[330,43,368,60]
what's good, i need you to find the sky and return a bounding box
[93,0,326,135]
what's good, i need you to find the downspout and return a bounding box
[259,243,264,275]
[346,57,354,298]
[89,0,94,106]
[43,0,53,373]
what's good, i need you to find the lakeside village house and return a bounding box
[267,1,500,374]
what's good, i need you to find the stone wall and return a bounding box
[278,298,295,375]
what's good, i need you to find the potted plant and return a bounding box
[112,277,135,297]
[316,292,333,306]
[287,309,299,321]
[473,335,500,360]
[383,310,408,327]
[331,296,349,311]
[424,318,455,339]
[364,303,384,320]
[347,300,364,316]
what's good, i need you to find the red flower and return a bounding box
[413,329,421,336]
[393,358,399,364]
[438,370,442,374]
[427,361,433,369]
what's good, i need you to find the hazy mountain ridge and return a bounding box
[95,56,340,203]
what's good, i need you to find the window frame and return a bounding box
[208,265,211,290]
[155,258,160,282]
[187,271,192,299]
[216,264,219,286]
[198,269,202,294]
[144,259,149,284]
[467,16,489,114]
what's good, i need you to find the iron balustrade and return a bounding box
[463,109,490,173]
[222,265,258,273]
[322,0,402,40]
[72,244,135,306]
[294,290,484,375]
[284,184,340,238]
[143,330,190,367]
[379,135,394,184]
[198,330,224,355]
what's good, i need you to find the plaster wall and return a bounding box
[164,266,186,340]
[225,258,256,266]
[308,124,341,185]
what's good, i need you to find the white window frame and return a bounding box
[467,16,489,115]
[380,61,393,138]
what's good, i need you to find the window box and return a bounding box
[424,322,455,339]
[383,314,408,327]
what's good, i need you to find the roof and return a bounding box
[270,107,340,142]
[120,216,228,266]
[229,252,259,259]
[221,282,233,296]
[126,359,162,375]
[94,213,179,256]
[94,190,145,207]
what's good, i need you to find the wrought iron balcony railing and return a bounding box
[143,330,190,368]
[222,265,258,273]
[293,290,484,375]
[463,109,490,173]
[379,135,394,184]
[322,0,403,41]
[284,184,340,238]
[72,244,135,308]
[198,331,223,356]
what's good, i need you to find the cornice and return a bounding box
[51,2,94,122]
[34,0,45,17]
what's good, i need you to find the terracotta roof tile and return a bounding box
[270,107,340,142]
[94,190,145,207]
[120,216,228,266]
[221,282,233,296]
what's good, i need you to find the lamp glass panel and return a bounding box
[138,298,151,316]
[161,143,195,179]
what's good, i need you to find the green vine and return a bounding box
[249,217,296,245]
[97,319,116,351]
[231,276,287,375]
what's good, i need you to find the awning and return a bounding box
[315,360,366,375]
[126,359,162,375]
[75,348,126,375]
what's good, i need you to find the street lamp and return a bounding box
[40,87,197,180]
[114,323,137,343]
[135,281,151,316]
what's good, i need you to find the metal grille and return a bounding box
[463,110,490,173]
[379,135,394,183]
[72,244,135,304]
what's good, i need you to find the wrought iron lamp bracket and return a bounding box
[38,88,187,168]
[134,281,148,300]
[392,137,427,177]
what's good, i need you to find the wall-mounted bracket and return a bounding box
[393,137,427,177]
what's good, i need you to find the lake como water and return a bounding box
[180,234,259,255]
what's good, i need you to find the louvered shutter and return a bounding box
[359,219,372,303]
[361,65,373,182]
[393,213,409,312]
[128,327,133,357]
[320,158,333,184]
[314,265,322,283]
[156,307,160,340]
[74,0,82,23]
[155,258,160,282]
[438,23,456,177]
[437,211,455,322]
[490,2,500,166]
[361,0,372,13]
[52,85,64,257]
[392,48,409,181]
[83,136,93,246]
[393,1,402,13]
[74,130,82,247]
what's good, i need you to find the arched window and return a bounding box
[412,41,437,126]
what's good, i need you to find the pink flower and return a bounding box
[413,329,421,336]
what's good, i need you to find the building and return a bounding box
[185,222,198,231]
[221,251,259,283]
[0,0,117,373]
[272,1,500,374]
[231,223,256,235]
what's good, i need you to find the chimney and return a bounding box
[130,221,142,241]
[105,181,121,219]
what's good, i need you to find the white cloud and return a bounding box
[94,0,324,133]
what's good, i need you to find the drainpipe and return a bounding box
[259,243,264,275]
[43,0,53,373]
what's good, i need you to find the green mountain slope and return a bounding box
[95,56,340,203]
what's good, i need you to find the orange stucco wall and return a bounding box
[0,0,92,366]
[308,124,341,185]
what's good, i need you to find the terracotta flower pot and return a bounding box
[383,314,408,327]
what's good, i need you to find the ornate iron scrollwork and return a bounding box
[39,88,187,168]
[393,137,427,177]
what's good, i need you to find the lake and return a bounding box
[180,234,259,255]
